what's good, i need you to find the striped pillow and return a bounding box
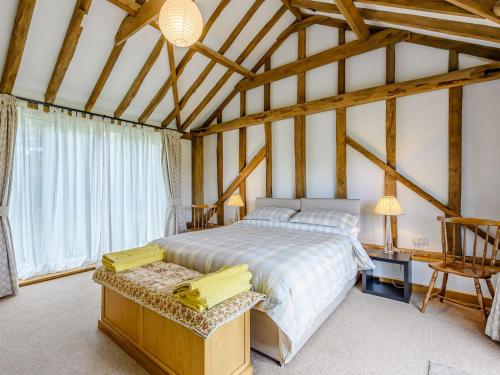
[289,209,358,233]
[244,207,297,222]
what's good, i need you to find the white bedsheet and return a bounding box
[152,220,374,363]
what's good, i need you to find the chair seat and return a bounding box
[429,262,492,278]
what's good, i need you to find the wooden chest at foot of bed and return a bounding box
[98,287,253,375]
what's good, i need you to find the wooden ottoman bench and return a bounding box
[93,262,264,375]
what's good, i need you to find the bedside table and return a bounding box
[362,249,412,303]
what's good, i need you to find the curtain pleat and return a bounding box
[486,274,500,341]
[0,94,19,298]
[161,131,186,236]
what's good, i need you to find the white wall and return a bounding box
[200,26,500,294]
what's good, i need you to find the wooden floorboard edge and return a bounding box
[19,264,97,287]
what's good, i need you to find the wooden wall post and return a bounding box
[447,49,463,254]
[239,91,247,217]
[216,112,224,225]
[264,57,273,198]
[192,135,204,222]
[385,43,397,245]
[295,29,307,198]
[336,27,347,199]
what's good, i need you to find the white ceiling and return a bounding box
[0,0,499,131]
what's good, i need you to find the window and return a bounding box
[10,106,166,279]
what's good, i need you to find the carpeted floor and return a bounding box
[0,272,498,375]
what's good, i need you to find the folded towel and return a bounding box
[103,244,164,263]
[182,271,252,298]
[102,255,163,272]
[102,244,164,272]
[177,281,252,312]
[173,264,248,294]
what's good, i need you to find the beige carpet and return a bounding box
[0,272,498,375]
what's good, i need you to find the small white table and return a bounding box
[485,274,499,341]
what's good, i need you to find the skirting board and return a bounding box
[377,277,493,307]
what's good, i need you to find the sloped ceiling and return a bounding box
[1,0,499,132]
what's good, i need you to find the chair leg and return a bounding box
[421,270,439,313]
[474,278,487,327]
[439,272,448,302]
[485,278,495,298]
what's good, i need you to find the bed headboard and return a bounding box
[255,198,301,211]
[300,198,360,216]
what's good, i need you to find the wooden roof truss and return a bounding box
[1,0,500,132]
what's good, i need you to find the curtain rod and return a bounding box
[13,95,184,135]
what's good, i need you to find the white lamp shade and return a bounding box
[374,196,404,216]
[159,0,203,47]
[227,194,245,207]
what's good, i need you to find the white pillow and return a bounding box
[289,209,359,233]
[244,207,297,222]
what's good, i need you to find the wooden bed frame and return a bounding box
[98,287,253,375]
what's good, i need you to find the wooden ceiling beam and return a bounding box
[237,28,409,91]
[181,6,288,130]
[199,19,297,129]
[287,9,500,61]
[115,0,164,45]
[282,0,306,20]
[86,0,155,112]
[190,42,255,79]
[292,0,500,43]
[277,15,330,40]
[0,0,37,94]
[334,0,370,40]
[215,146,266,206]
[193,62,500,136]
[114,37,164,118]
[199,5,500,129]
[160,0,264,127]
[137,0,230,123]
[45,0,92,104]
[106,0,141,14]
[292,0,479,18]
[444,0,500,24]
[166,41,181,129]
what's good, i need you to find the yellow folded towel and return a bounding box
[102,244,164,272]
[177,281,252,312]
[173,264,249,294]
[181,271,252,298]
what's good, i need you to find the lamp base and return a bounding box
[384,215,394,255]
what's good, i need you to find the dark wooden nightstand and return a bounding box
[362,249,412,303]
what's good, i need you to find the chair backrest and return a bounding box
[437,216,500,268]
[192,204,218,230]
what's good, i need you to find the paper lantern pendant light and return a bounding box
[159,0,203,47]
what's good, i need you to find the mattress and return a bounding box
[152,220,373,364]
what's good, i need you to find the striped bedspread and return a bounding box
[152,220,375,363]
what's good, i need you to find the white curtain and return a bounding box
[162,131,186,236]
[10,105,167,280]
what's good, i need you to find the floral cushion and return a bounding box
[93,262,265,338]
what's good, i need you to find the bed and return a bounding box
[152,198,374,365]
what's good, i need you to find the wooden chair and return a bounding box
[420,216,499,326]
[191,204,218,231]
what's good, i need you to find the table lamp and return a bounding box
[374,196,404,255]
[227,194,245,222]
